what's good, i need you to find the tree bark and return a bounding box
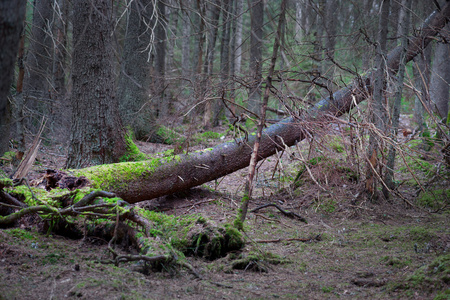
[366,0,390,198]
[429,23,450,121]
[22,0,54,127]
[248,0,264,114]
[0,0,27,157]
[66,0,126,169]
[59,2,450,203]
[117,0,156,140]
[383,0,411,198]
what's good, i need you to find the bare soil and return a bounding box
[1,124,449,299]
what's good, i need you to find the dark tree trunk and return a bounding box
[65,3,450,204]
[383,0,411,198]
[202,0,221,128]
[429,23,450,121]
[248,0,264,114]
[366,0,390,198]
[22,0,54,126]
[50,0,70,140]
[117,0,155,140]
[0,0,27,157]
[154,0,167,118]
[66,0,126,169]
[214,0,232,126]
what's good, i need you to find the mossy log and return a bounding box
[51,3,450,204]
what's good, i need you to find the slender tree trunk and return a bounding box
[248,0,264,115]
[214,0,232,126]
[413,46,432,131]
[324,0,338,92]
[383,0,411,198]
[117,0,155,140]
[66,0,126,168]
[202,0,221,129]
[0,0,27,157]
[22,0,54,128]
[233,0,244,76]
[154,0,167,118]
[50,0,70,139]
[366,0,390,199]
[237,0,287,229]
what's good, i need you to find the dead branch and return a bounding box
[254,235,321,244]
[250,203,307,223]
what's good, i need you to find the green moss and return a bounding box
[417,189,450,210]
[119,130,147,162]
[397,253,450,292]
[5,228,37,240]
[329,136,345,153]
[0,176,13,188]
[73,154,182,191]
[409,227,436,243]
[153,126,185,145]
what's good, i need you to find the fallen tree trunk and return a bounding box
[61,3,450,203]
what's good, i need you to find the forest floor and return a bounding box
[0,118,449,300]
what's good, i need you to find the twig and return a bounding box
[254,235,321,244]
[250,203,307,223]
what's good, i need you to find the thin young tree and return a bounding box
[248,0,264,115]
[383,0,411,198]
[365,0,390,199]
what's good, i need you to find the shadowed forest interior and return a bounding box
[0,0,449,299]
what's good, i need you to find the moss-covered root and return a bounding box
[135,209,244,260]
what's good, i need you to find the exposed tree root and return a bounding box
[0,183,245,273]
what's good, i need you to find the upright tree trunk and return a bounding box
[366,0,390,199]
[117,0,155,140]
[324,0,338,91]
[50,0,70,139]
[154,0,167,118]
[412,0,433,130]
[180,0,192,108]
[66,0,126,168]
[22,0,54,127]
[233,0,244,76]
[0,0,27,157]
[429,23,450,122]
[248,0,264,115]
[413,46,432,131]
[202,0,221,129]
[214,0,232,126]
[383,0,411,198]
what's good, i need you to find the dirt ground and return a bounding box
[0,123,449,299]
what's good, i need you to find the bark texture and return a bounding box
[117,0,155,140]
[66,0,126,168]
[0,0,26,157]
[64,2,450,203]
